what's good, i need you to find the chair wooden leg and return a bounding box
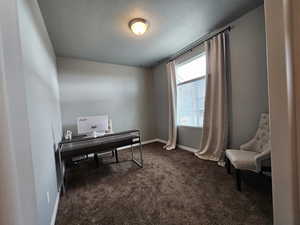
[225,156,231,174]
[236,169,242,191]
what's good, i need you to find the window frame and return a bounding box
[177,76,204,87]
[176,52,207,128]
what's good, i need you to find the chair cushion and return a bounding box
[225,149,258,171]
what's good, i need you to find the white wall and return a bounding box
[290,1,300,218]
[17,0,62,224]
[58,57,156,141]
[152,6,268,149]
[264,0,300,224]
[0,0,38,224]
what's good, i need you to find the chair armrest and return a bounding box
[255,150,271,172]
[240,138,256,151]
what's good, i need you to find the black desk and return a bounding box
[58,130,143,193]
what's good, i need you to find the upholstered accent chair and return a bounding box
[225,113,271,191]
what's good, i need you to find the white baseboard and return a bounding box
[50,191,60,225]
[155,139,198,153]
[156,139,167,144]
[141,139,158,145]
[117,138,198,153]
[117,139,158,151]
[177,144,198,153]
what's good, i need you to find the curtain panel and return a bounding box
[164,61,177,150]
[195,32,229,161]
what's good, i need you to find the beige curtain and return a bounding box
[163,61,177,150]
[195,32,228,161]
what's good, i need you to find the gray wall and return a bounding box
[58,57,156,141]
[17,0,62,225]
[152,6,268,149]
[229,5,268,148]
[152,64,169,141]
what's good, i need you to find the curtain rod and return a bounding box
[168,25,231,62]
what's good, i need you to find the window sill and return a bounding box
[178,125,203,129]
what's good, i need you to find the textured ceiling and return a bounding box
[38,0,263,67]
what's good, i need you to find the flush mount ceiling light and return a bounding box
[129,18,149,36]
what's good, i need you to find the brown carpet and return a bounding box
[55,143,273,225]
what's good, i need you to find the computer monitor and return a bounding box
[77,115,108,135]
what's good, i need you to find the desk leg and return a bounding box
[62,176,66,195]
[59,149,66,195]
[62,170,67,195]
[139,141,143,167]
[132,141,143,168]
[131,145,134,160]
[115,149,119,163]
[94,153,99,168]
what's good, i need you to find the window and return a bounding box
[176,53,206,127]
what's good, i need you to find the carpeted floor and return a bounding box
[55,143,273,225]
